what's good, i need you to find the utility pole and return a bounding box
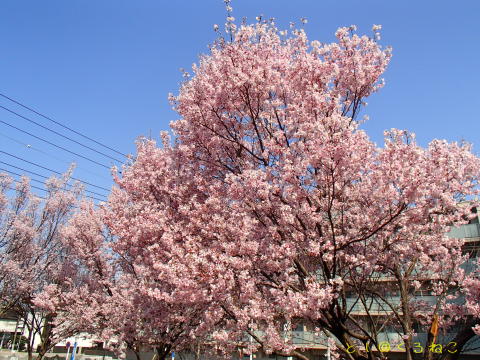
[249,334,253,360]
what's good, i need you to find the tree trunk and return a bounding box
[438,318,476,360]
[195,344,201,360]
[398,276,416,360]
[35,313,54,360]
[126,341,142,360]
[155,346,172,360]
[329,326,373,360]
[26,334,33,360]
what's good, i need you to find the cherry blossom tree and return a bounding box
[0,171,83,360]
[164,18,480,360]
[36,144,224,360]
[43,16,480,360]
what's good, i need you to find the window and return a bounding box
[469,207,479,224]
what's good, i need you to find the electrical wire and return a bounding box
[0,92,127,158]
[0,131,111,181]
[10,178,105,202]
[1,167,49,186]
[0,118,113,169]
[0,161,46,180]
[0,164,108,199]
[0,105,123,163]
[2,184,46,200]
[0,150,110,192]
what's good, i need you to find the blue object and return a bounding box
[70,342,78,360]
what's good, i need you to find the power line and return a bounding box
[0,131,111,181]
[2,168,105,201]
[0,163,108,199]
[0,105,123,163]
[2,170,107,202]
[0,150,110,192]
[3,185,46,200]
[10,178,105,202]
[0,93,127,158]
[0,118,112,169]
[1,168,47,186]
[0,161,46,180]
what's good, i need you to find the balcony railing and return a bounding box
[448,223,480,239]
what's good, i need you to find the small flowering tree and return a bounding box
[36,144,223,360]
[0,171,82,360]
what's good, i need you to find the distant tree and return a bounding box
[0,171,82,360]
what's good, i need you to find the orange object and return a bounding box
[429,314,439,338]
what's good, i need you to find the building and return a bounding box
[1,208,480,360]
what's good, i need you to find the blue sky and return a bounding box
[0,1,479,199]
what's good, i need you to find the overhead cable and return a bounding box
[0,105,123,163]
[0,164,108,199]
[0,150,110,192]
[0,92,127,158]
[3,185,46,200]
[11,178,105,202]
[0,131,111,181]
[0,118,112,169]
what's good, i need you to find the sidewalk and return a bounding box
[0,351,112,360]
